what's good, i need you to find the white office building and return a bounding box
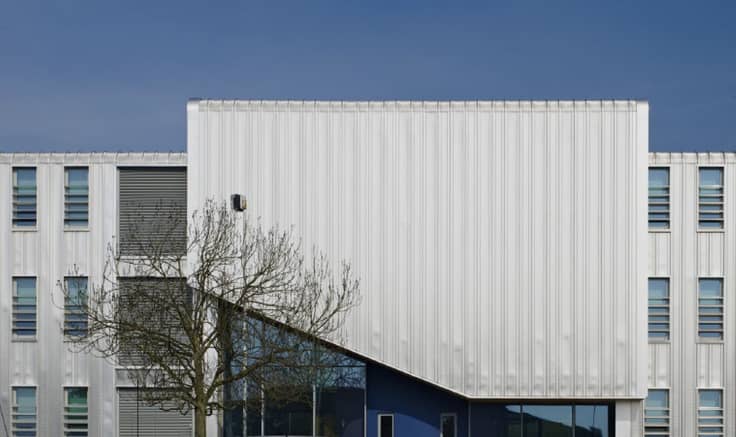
[0,100,731,437]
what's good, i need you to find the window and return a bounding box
[648,279,670,341]
[699,167,724,229]
[65,167,89,228]
[64,387,88,437]
[64,277,88,337]
[649,168,670,229]
[698,389,724,437]
[644,389,670,436]
[698,279,724,340]
[12,277,37,339]
[469,404,609,437]
[378,414,394,437]
[12,167,37,228]
[441,413,456,437]
[12,386,37,437]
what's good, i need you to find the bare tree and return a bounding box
[57,200,360,437]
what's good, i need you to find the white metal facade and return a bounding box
[186,100,649,401]
[4,105,731,437]
[648,152,736,436]
[0,152,186,437]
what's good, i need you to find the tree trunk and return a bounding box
[194,404,208,437]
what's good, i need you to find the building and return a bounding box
[0,100,731,437]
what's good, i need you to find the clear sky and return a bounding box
[1,1,734,153]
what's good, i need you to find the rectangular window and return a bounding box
[64,277,88,337]
[65,167,89,228]
[699,167,724,229]
[64,387,88,437]
[12,167,37,228]
[698,278,724,340]
[441,413,456,437]
[12,386,37,437]
[644,389,670,437]
[698,389,724,437]
[649,168,670,229]
[12,277,37,339]
[378,414,394,437]
[649,278,670,341]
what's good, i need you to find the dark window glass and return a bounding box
[648,168,670,229]
[441,414,456,437]
[470,403,610,437]
[316,364,366,437]
[64,277,88,337]
[505,405,522,437]
[12,277,37,339]
[245,382,262,437]
[523,405,573,437]
[65,167,89,228]
[379,415,393,437]
[263,385,313,436]
[698,278,724,339]
[575,405,609,437]
[648,278,670,340]
[12,167,37,228]
[699,167,724,229]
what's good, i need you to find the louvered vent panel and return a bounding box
[118,167,187,256]
[118,389,192,437]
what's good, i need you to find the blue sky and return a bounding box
[0,1,734,153]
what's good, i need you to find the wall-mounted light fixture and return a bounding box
[230,194,247,211]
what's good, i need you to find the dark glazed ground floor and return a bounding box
[225,354,613,437]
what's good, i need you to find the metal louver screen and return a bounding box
[117,278,190,367]
[119,167,187,256]
[118,389,192,437]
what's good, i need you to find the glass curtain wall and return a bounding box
[227,360,366,437]
[222,314,366,437]
[471,404,610,437]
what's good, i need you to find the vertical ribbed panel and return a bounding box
[648,152,736,437]
[0,152,186,437]
[188,100,649,399]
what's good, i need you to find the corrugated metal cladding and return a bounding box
[187,100,649,400]
[648,152,736,437]
[118,167,187,255]
[0,153,186,437]
[118,389,192,437]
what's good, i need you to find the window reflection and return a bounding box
[523,405,572,437]
[574,405,608,437]
[471,403,609,437]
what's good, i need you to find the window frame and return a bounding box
[12,385,38,437]
[648,167,671,231]
[64,166,90,231]
[12,166,38,230]
[63,276,89,338]
[12,276,37,342]
[378,413,394,437]
[697,388,724,437]
[697,277,724,342]
[440,413,457,437]
[648,277,671,342]
[63,386,89,437]
[698,166,724,232]
[643,388,670,437]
